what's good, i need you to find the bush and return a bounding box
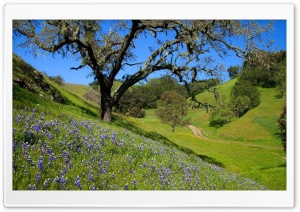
[129,106,146,118]
[231,81,261,109]
[49,75,65,85]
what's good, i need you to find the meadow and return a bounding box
[12,54,286,190]
[12,105,266,190]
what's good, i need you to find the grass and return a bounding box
[122,108,286,190]
[13,85,268,190]
[12,54,286,190]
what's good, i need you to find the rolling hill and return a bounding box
[12,54,286,190]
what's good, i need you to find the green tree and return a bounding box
[227,65,241,79]
[14,20,273,122]
[156,91,189,132]
[49,75,65,85]
[230,95,251,117]
[210,94,234,127]
[231,81,261,109]
[129,106,146,118]
[277,106,286,153]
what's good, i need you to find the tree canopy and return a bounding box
[156,91,189,132]
[13,20,273,122]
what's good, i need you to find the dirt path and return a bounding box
[188,125,211,140]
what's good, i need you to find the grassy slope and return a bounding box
[54,77,286,190]
[13,57,271,191]
[12,55,286,189]
[126,79,286,190]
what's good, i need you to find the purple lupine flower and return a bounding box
[63,166,68,174]
[34,123,41,133]
[131,179,137,188]
[60,175,66,189]
[88,171,94,182]
[58,140,63,146]
[46,146,53,155]
[74,176,82,190]
[111,133,117,145]
[47,133,53,140]
[36,172,41,182]
[37,156,44,171]
[27,184,31,190]
[32,184,37,190]
[151,165,156,171]
[69,161,73,169]
[53,176,60,183]
[91,183,96,190]
[67,142,72,150]
[124,184,128,190]
[49,154,56,166]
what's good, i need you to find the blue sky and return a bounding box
[13,20,286,85]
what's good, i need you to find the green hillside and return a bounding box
[12,54,286,190]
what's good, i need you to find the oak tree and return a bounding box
[156,91,189,132]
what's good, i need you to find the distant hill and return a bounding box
[189,77,285,147]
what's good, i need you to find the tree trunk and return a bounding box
[172,125,175,132]
[100,89,113,122]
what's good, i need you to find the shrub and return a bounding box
[129,106,146,118]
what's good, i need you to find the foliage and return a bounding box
[231,81,261,110]
[13,20,273,122]
[129,106,146,118]
[88,80,100,91]
[227,65,241,79]
[240,51,286,88]
[156,91,189,132]
[277,106,286,153]
[209,94,234,127]
[230,96,251,117]
[48,75,65,86]
[188,78,220,96]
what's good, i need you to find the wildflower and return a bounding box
[88,171,94,182]
[49,154,56,166]
[74,176,82,190]
[60,175,66,189]
[53,176,60,183]
[124,184,128,190]
[67,142,72,150]
[32,184,37,190]
[47,133,53,140]
[131,179,137,188]
[69,161,73,169]
[37,156,44,171]
[91,183,96,190]
[27,184,31,190]
[63,166,68,174]
[36,172,41,182]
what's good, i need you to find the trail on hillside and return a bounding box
[187,125,283,150]
[188,125,211,140]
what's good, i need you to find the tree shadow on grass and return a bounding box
[112,115,226,168]
[259,163,286,170]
